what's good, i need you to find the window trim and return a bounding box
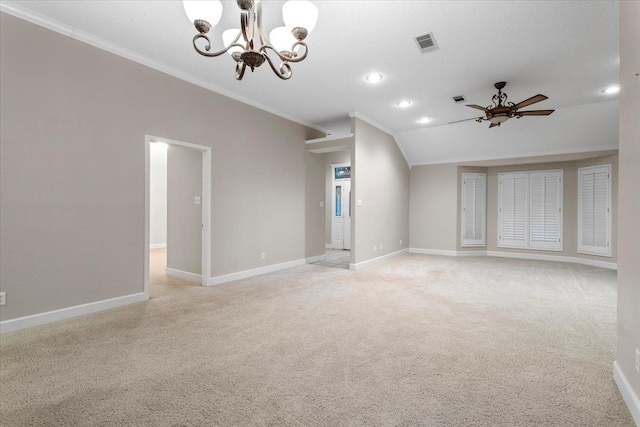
[497,169,563,252]
[577,164,612,257]
[461,173,486,247]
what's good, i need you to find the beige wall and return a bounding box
[409,164,458,252]
[617,0,640,407]
[0,13,324,321]
[484,156,618,262]
[323,149,351,245]
[167,145,202,276]
[352,118,410,264]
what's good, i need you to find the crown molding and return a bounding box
[0,1,329,135]
[349,111,412,168]
[409,145,619,167]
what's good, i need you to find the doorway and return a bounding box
[144,135,211,297]
[332,164,351,250]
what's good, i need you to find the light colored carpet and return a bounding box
[0,250,634,426]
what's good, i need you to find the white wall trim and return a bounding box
[0,1,329,135]
[325,244,333,249]
[208,256,323,286]
[350,248,408,271]
[349,111,412,169]
[409,248,459,257]
[166,268,202,284]
[613,361,640,426]
[0,292,148,334]
[306,254,327,264]
[410,145,619,167]
[408,248,617,269]
[150,243,167,250]
[486,251,617,270]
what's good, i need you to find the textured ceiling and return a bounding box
[2,1,621,164]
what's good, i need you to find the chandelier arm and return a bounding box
[235,62,247,81]
[263,53,292,80]
[193,33,244,58]
[260,43,308,64]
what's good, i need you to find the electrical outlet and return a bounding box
[320,201,324,207]
[400,239,402,246]
[260,252,265,260]
[0,292,5,306]
[380,243,383,250]
[373,245,377,252]
[635,349,639,373]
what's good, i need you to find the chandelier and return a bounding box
[183,0,318,80]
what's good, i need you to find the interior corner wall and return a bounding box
[150,144,168,247]
[167,145,202,276]
[409,164,458,252]
[352,118,409,264]
[323,149,351,246]
[484,156,618,263]
[304,150,326,259]
[616,0,640,413]
[0,12,324,322]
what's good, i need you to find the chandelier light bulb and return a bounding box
[222,29,243,56]
[183,0,223,28]
[282,0,319,34]
[365,73,383,84]
[396,100,412,108]
[269,26,297,54]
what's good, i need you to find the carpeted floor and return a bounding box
[0,250,634,426]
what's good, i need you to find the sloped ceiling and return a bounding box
[1,1,620,164]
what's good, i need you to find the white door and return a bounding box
[331,180,351,250]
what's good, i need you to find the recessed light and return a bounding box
[417,117,432,124]
[365,72,383,84]
[602,85,620,94]
[396,100,412,108]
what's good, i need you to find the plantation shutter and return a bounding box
[499,173,529,248]
[462,173,486,246]
[578,165,611,256]
[529,171,563,250]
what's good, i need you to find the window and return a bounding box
[334,166,351,180]
[578,165,611,257]
[461,173,486,247]
[498,170,563,251]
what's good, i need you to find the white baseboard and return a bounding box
[613,361,640,426]
[408,248,617,270]
[486,251,617,270]
[150,243,166,249]
[0,292,148,334]
[325,244,333,249]
[350,248,408,271]
[208,256,320,286]
[306,254,327,264]
[166,268,202,284]
[409,248,459,257]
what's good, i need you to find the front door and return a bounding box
[332,180,351,250]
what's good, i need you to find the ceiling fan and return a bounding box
[450,82,554,128]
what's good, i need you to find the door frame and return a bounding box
[144,134,212,296]
[330,162,351,250]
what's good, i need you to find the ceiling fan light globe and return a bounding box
[489,115,510,125]
[183,0,223,28]
[283,0,318,34]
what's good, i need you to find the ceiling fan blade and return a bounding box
[489,122,499,128]
[514,94,548,109]
[518,109,555,116]
[466,104,489,111]
[448,116,483,124]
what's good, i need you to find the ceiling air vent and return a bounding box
[453,95,467,103]
[414,32,439,53]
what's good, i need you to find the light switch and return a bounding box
[357,200,363,207]
[194,196,201,205]
[320,201,324,207]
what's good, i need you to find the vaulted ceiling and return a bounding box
[1,1,620,165]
